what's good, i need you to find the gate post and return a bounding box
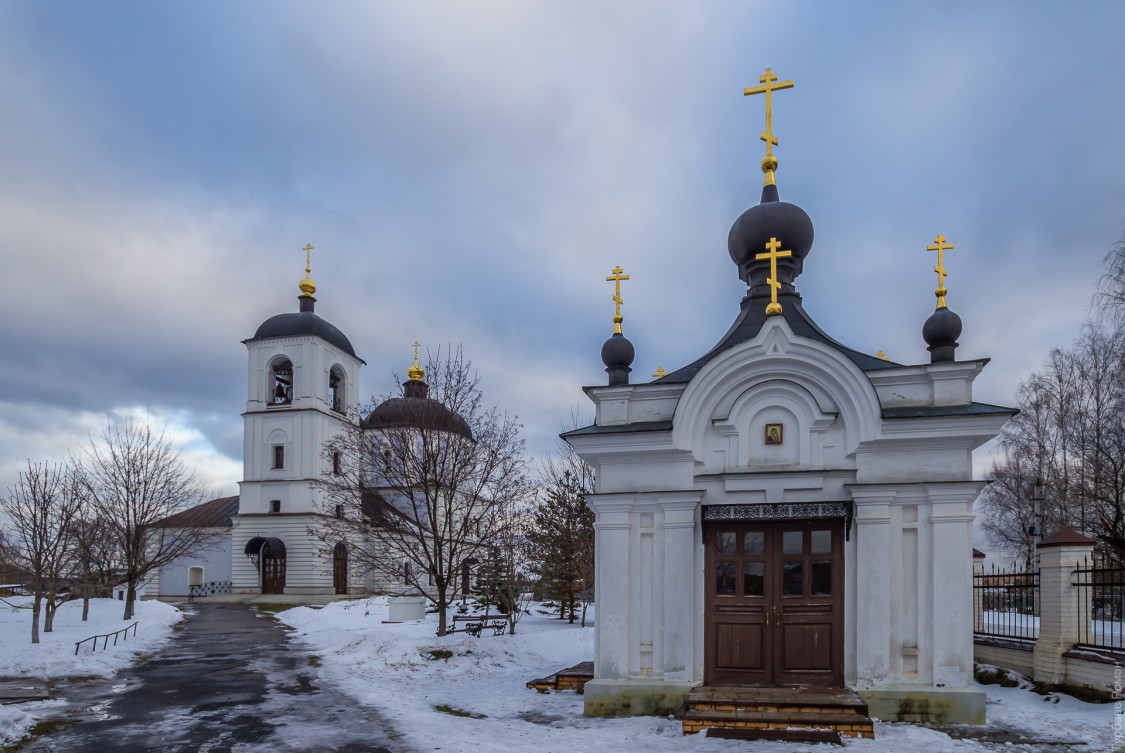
[1032,528,1095,685]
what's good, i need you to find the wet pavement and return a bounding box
[24,603,403,752]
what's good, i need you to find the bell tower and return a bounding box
[231,245,365,595]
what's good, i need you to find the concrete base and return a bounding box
[387,596,427,622]
[583,679,697,717]
[857,684,986,725]
[149,594,365,606]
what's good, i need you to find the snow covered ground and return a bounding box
[280,597,1119,752]
[0,596,183,747]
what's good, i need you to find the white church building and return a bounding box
[563,76,1014,728]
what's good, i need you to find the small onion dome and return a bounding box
[601,332,635,386]
[727,181,815,290]
[922,306,962,363]
[361,379,474,441]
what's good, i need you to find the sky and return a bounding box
[1,1,1122,504]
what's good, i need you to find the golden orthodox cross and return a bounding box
[653,366,667,379]
[303,243,314,277]
[744,67,794,159]
[926,234,955,309]
[605,265,630,334]
[754,237,792,316]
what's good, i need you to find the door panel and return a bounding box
[705,519,843,687]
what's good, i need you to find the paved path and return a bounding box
[25,603,403,752]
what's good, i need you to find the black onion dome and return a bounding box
[362,380,474,441]
[728,184,815,289]
[601,332,635,387]
[922,306,962,363]
[248,296,359,359]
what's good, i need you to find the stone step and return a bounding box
[682,709,875,740]
[705,726,842,744]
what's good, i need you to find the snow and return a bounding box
[0,596,183,746]
[279,598,1119,752]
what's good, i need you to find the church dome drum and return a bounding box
[362,378,474,441]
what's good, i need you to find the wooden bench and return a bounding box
[444,613,507,637]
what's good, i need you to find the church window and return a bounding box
[188,566,204,587]
[332,452,341,475]
[811,561,832,595]
[743,531,765,555]
[742,562,764,596]
[335,504,344,519]
[782,531,803,555]
[328,366,346,413]
[715,562,736,595]
[715,531,736,555]
[269,499,281,514]
[811,529,832,553]
[271,444,285,469]
[403,561,412,585]
[782,561,804,596]
[268,358,294,405]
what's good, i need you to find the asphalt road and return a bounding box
[24,603,402,753]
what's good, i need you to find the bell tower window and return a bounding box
[329,366,346,413]
[271,444,285,470]
[269,358,293,405]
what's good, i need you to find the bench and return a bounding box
[444,613,507,637]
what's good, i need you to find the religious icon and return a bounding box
[765,423,783,445]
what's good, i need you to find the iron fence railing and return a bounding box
[1074,555,1125,652]
[74,622,139,655]
[188,581,232,601]
[973,564,1040,640]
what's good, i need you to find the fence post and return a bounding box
[1032,527,1095,685]
[972,548,986,633]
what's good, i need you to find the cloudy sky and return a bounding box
[1,1,1122,501]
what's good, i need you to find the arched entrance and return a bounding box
[244,537,287,595]
[333,543,348,595]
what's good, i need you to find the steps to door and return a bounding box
[682,686,875,742]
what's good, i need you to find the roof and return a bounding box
[247,311,360,360]
[561,420,673,438]
[362,395,474,441]
[881,402,1019,419]
[656,290,897,385]
[151,495,239,528]
[1039,527,1096,548]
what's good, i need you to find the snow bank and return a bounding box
[280,599,1118,752]
[0,597,183,680]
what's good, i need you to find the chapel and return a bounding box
[563,69,1015,730]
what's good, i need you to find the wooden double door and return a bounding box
[704,519,844,687]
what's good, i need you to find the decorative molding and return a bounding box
[702,501,851,521]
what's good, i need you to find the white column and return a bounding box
[1033,534,1095,684]
[589,497,632,680]
[852,488,893,686]
[661,496,701,682]
[929,487,976,687]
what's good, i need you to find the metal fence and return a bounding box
[1074,555,1125,651]
[188,581,233,601]
[973,564,1040,640]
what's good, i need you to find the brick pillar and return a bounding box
[972,548,985,634]
[1032,528,1095,685]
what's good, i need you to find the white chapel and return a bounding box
[563,71,1015,728]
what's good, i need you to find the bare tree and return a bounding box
[69,514,121,621]
[980,241,1125,561]
[471,495,533,634]
[73,419,213,620]
[2,461,82,642]
[314,348,535,636]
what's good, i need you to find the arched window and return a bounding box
[328,365,346,413]
[188,566,204,587]
[269,357,293,405]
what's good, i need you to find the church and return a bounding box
[149,249,464,600]
[562,69,1015,730]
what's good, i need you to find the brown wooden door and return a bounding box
[262,552,286,595]
[333,543,348,595]
[705,520,843,687]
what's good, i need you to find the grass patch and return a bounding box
[433,704,487,719]
[62,675,101,685]
[1,718,82,752]
[307,654,321,668]
[422,648,454,661]
[253,603,297,616]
